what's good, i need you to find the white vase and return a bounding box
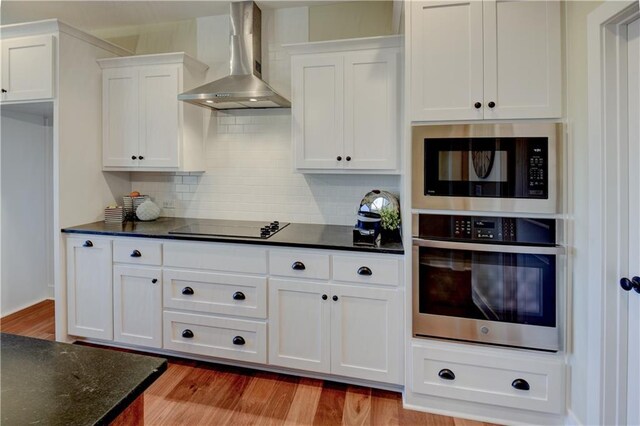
[136,199,161,221]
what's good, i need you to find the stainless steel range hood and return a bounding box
[178,1,291,110]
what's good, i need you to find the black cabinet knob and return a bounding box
[357,266,372,276]
[131,155,137,160]
[1,89,7,93]
[292,261,306,271]
[474,102,482,109]
[151,278,158,284]
[322,294,328,300]
[337,156,342,161]
[130,250,142,258]
[512,378,530,391]
[83,240,93,247]
[138,156,144,160]
[346,156,351,161]
[232,291,246,301]
[181,329,194,338]
[332,295,338,301]
[488,101,496,108]
[182,287,194,295]
[621,277,634,291]
[438,369,455,380]
[232,336,246,345]
[632,276,640,294]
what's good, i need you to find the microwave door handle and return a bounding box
[412,238,565,255]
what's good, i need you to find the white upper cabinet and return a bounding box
[1,35,54,102]
[287,36,401,173]
[98,53,208,172]
[410,0,561,121]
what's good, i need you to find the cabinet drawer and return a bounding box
[412,343,565,414]
[269,250,330,280]
[332,255,400,286]
[113,239,162,265]
[164,242,267,274]
[163,269,266,319]
[163,311,266,364]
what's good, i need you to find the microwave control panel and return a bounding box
[527,142,548,196]
[417,214,556,245]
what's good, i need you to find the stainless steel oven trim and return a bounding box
[412,246,560,351]
[411,123,562,214]
[412,238,565,255]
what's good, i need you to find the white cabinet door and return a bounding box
[344,50,398,170]
[66,237,113,340]
[102,67,139,167]
[482,0,561,119]
[410,0,484,121]
[292,54,344,169]
[113,265,162,348]
[1,35,54,102]
[330,285,402,384]
[268,279,331,373]
[138,66,180,168]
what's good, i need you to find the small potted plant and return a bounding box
[379,206,401,244]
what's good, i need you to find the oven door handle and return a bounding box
[412,238,565,255]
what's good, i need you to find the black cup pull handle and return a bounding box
[438,369,455,381]
[357,266,372,276]
[130,250,142,258]
[512,378,530,391]
[292,261,306,271]
[233,291,246,301]
[181,329,194,339]
[83,240,93,247]
[233,336,245,345]
[181,287,194,295]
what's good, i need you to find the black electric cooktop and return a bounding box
[168,219,289,239]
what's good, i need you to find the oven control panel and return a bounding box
[415,214,556,245]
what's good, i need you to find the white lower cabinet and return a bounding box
[412,341,565,414]
[268,278,402,385]
[113,265,162,348]
[66,237,113,340]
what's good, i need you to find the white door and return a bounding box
[482,0,561,119]
[330,285,402,384]
[292,54,344,169]
[344,49,398,170]
[113,265,162,348]
[625,17,640,426]
[138,66,180,168]
[268,279,330,373]
[410,0,483,121]
[1,35,54,102]
[102,67,139,167]
[66,238,113,340]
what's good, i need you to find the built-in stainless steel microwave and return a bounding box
[412,123,562,214]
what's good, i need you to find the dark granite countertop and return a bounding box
[0,333,167,426]
[61,217,404,255]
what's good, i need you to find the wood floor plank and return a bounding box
[1,301,502,426]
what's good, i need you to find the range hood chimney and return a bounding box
[178,1,291,110]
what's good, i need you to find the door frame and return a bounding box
[586,1,639,424]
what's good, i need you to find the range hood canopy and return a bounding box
[178,1,291,110]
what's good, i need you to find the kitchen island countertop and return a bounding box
[0,333,167,426]
[61,217,404,255]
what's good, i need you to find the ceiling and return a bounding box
[0,1,341,30]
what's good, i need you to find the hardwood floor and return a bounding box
[0,300,496,426]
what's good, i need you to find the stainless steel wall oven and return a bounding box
[412,214,564,351]
[412,123,561,214]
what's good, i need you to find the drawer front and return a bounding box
[163,269,267,319]
[332,255,400,286]
[163,311,266,363]
[269,250,330,280]
[164,242,267,274]
[113,239,162,265]
[412,343,565,414]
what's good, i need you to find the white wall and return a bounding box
[131,7,400,226]
[308,1,394,41]
[1,108,53,315]
[564,1,603,423]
